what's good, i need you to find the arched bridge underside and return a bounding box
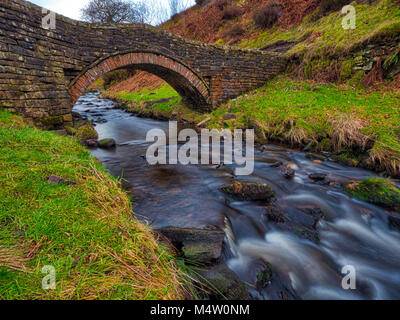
[0,0,287,127]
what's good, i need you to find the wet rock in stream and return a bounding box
[98,138,116,149]
[157,227,225,265]
[258,270,299,300]
[281,167,295,179]
[157,226,249,300]
[255,264,273,291]
[306,152,327,161]
[84,139,99,148]
[220,181,275,201]
[309,172,327,181]
[196,262,249,300]
[263,204,322,244]
[389,211,400,231]
[94,118,107,124]
[264,205,286,223]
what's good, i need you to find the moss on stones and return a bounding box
[98,138,116,149]
[40,115,64,129]
[303,58,331,79]
[346,178,400,211]
[316,138,333,152]
[75,124,98,142]
[340,59,356,81]
[220,180,275,201]
[65,126,77,136]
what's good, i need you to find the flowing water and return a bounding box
[74,91,400,300]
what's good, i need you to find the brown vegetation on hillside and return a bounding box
[164,0,320,45]
[123,0,321,92]
[104,72,165,94]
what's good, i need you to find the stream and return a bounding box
[73,91,400,300]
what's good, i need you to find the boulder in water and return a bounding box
[345,178,400,212]
[220,180,275,201]
[309,172,327,181]
[157,227,224,265]
[196,262,249,300]
[76,124,98,142]
[98,138,116,149]
[265,205,286,223]
[282,167,295,179]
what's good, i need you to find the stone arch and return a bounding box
[69,51,210,110]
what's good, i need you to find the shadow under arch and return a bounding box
[69,51,211,110]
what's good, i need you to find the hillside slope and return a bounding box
[104,0,400,93]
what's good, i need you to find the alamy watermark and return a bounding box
[342,5,356,30]
[41,265,56,290]
[341,265,356,290]
[146,121,255,176]
[42,8,56,30]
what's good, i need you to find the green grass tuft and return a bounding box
[113,83,181,112]
[345,177,400,210]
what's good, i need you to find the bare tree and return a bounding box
[134,1,150,24]
[168,0,179,16]
[168,0,194,18]
[148,0,170,25]
[81,0,150,23]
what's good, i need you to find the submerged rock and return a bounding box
[309,172,327,181]
[282,167,295,179]
[269,161,283,168]
[94,118,107,124]
[98,138,116,149]
[305,152,326,161]
[255,264,273,291]
[264,205,286,223]
[388,211,400,231]
[220,180,275,201]
[196,262,249,300]
[157,227,224,265]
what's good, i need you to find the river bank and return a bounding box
[100,76,400,178]
[0,110,186,300]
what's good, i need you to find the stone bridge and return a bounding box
[0,0,287,127]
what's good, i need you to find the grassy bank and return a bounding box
[102,83,203,123]
[207,76,400,175]
[105,76,400,176]
[239,0,400,84]
[239,0,400,54]
[0,111,185,300]
[113,83,181,112]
